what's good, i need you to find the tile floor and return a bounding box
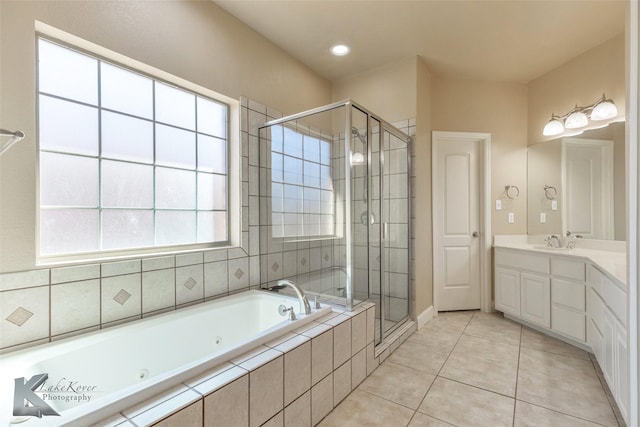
[319,311,623,427]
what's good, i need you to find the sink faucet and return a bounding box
[546,235,561,248]
[269,279,311,315]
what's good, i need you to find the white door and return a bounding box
[563,138,614,239]
[434,134,481,311]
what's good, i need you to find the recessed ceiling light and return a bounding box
[330,44,350,56]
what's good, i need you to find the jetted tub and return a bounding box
[0,290,331,426]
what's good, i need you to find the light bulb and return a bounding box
[543,117,564,136]
[591,99,617,120]
[330,44,350,56]
[564,110,588,129]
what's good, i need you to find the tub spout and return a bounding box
[274,279,312,315]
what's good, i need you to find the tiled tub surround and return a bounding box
[0,291,332,426]
[0,97,274,353]
[90,303,406,427]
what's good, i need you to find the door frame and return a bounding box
[432,131,492,313]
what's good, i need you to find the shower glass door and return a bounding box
[366,114,411,345]
[382,128,410,337]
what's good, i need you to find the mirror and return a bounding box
[527,121,625,240]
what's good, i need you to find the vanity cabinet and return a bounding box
[494,248,586,342]
[494,249,550,328]
[587,264,629,421]
[494,242,629,426]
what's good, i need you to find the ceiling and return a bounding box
[214,0,626,83]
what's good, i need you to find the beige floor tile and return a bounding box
[387,340,450,375]
[463,312,522,346]
[514,400,606,427]
[425,311,474,333]
[408,412,455,426]
[517,368,618,426]
[418,377,514,427]
[440,354,517,397]
[359,361,435,410]
[318,389,414,427]
[408,326,461,352]
[518,346,601,387]
[521,327,590,360]
[439,334,519,396]
[453,334,520,366]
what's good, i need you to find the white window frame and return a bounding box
[35,22,240,265]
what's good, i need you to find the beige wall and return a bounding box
[431,76,529,235]
[415,58,433,311]
[528,33,625,145]
[332,56,417,122]
[0,0,331,272]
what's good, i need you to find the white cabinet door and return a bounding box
[588,317,604,366]
[495,267,520,316]
[520,273,550,328]
[615,322,629,421]
[602,308,616,389]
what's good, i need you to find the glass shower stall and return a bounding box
[258,100,411,345]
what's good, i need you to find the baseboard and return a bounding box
[417,305,434,329]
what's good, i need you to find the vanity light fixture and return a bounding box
[330,44,351,56]
[542,93,618,137]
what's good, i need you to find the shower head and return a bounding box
[351,127,366,145]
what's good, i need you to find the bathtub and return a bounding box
[0,290,331,426]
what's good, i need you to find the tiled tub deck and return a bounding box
[99,303,415,427]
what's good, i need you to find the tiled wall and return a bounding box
[0,97,267,353]
[96,303,416,427]
[0,98,418,356]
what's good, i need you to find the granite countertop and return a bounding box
[493,235,627,286]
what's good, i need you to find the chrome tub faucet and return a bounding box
[269,279,312,315]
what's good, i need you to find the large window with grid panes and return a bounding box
[38,37,229,257]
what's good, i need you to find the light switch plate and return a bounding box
[551,200,558,211]
[540,213,546,223]
[508,212,515,224]
[495,200,502,210]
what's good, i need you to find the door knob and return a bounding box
[472,231,480,237]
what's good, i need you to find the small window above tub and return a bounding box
[36,35,239,261]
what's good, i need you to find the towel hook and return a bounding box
[504,185,520,200]
[543,185,557,200]
[0,128,25,157]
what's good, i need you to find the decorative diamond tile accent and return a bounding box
[184,277,197,291]
[324,254,330,262]
[235,268,244,279]
[271,262,280,272]
[300,257,307,266]
[6,307,33,327]
[113,289,131,306]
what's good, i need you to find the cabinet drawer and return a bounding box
[551,279,585,311]
[551,258,585,281]
[552,305,586,342]
[495,250,549,274]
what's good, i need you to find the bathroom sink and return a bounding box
[532,245,574,254]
